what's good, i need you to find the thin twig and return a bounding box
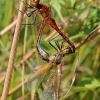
[0,19,18,36]
[76,25,100,49]
[8,79,28,96]
[1,0,26,100]
[16,93,30,100]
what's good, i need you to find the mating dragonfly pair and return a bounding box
[21,0,76,99]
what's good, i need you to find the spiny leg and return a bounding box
[48,36,64,51]
[20,7,38,31]
[48,34,61,51]
[19,8,37,17]
[20,0,38,17]
[22,12,38,26]
[48,41,58,51]
[20,0,38,24]
[49,37,75,54]
[20,12,38,33]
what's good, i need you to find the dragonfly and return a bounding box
[20,0,76,99]
[21,0,76,61]
[27,25,77,99]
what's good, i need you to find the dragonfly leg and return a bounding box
[55,40,61,50]
[48,34,61,50]
[48,39,64,52]
[48,37,65,51]
[48,41,58,51]
[48,34,74,55]
[26,10,37,17]
[49,37,75,54]
[20,1,38,17]
[48,39,62,51]
[19,8,37,17]
[22,13,37,26]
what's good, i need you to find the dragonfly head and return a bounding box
[30,0,40,7]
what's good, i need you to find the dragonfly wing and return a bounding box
[27,65,46,91]
[27,63,52,91]
[41,68,57,100]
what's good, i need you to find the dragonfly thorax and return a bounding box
[49,53,64,65]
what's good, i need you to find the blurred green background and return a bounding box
[0,0,100,100]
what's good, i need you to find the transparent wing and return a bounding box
[41,66,58,100]
[27,65,46,91]
[27,58,46,91]
[27,63,52,91]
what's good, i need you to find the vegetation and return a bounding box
[0,0,100,100]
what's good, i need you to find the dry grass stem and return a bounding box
[76,25,100,49]
[0,15,26,37]
[16,93,30,100]
[0,19,18,36]
[1,0,26,100]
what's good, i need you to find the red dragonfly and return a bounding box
[21,0,77,99]
[21,0,75,61]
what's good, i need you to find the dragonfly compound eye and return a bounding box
[30,0,40,7]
